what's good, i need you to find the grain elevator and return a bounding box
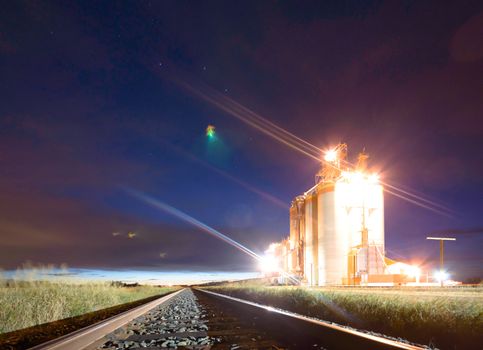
[272,144,388,286]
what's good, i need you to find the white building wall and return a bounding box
[304,197,315,286]
[315,180,384,285]
[318,188,347,285]
[366,184,384,248]
[301,175,385,286]
[335,181,361,254]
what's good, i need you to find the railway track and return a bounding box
[30,288,428,350]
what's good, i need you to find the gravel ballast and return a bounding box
[99,289,221,349]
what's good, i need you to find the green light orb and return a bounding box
[206,125,216,139]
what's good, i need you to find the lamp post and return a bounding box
[426,236,456,286]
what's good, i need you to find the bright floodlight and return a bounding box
[368,173,379,183]
[258,255,280,273]
[407,265,421,278]
[324,149,337,162]
[434,270,449,283]
[352,171,364,183]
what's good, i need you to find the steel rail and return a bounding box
[198,289,426,350]
[29,288,186,350]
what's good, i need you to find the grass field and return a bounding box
[0,278,176,333]
[204,280,483,349]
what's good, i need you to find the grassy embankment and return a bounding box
[203,280,482,349]
[0,278,177,334]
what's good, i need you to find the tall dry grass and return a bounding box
[204,282,483,348]
[0,269,176,334]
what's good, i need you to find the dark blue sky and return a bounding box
[1,1,482,280]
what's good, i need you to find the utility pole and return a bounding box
[426,237,456,286]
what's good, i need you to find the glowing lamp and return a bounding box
[434,270,449,283]
[368,173,379,183]
[407,265,421,278]
[258,255,280,273]
[352,171,364,183]
[324,149,337,162]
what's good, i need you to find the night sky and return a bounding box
[1,1,482,282]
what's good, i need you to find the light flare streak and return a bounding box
[383,187,453,217]
[337,158,454,217]
[124,188,299,284]
[125,188,260,260]
[161,70,455,218]
[174,79,321,162]
[383,182,454,214]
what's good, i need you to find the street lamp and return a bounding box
[426,236,456,286]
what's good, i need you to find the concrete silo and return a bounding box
[287,144,386,286]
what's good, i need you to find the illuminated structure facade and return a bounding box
[264,144,425,285]
[287,144,386,285]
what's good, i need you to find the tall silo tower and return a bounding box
[299,144,385,285]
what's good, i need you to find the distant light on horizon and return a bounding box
[258,254,280,273]
[2,268,260,285]
[434,270,449,283]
